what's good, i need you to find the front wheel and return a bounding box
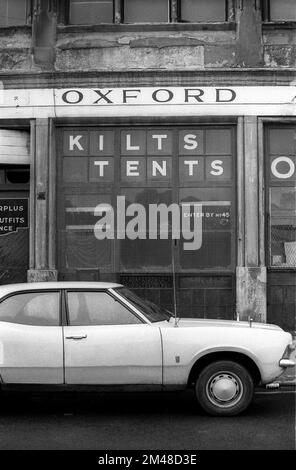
[195,360,254,416]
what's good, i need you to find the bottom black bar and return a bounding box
[0,450,294,468]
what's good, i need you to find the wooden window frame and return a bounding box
[59,0,234,25]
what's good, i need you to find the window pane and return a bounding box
[63,194,112,269]
[270,0,296,21]
[124,0,168,23]
[64,230,111,268]
[67,291,141,325]
[180,231,232,269]
[0,0,27,26]
[120,188,172,270]
[0,292,60,326]
[69,0,114,25]
[269,128,296,155]
[181,0,226,22]
[179,188,232,268]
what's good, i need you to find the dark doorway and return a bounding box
[0,166,30,284]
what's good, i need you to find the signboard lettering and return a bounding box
[0,199,29,235]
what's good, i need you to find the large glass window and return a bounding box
[267,126,296,268]
[0,292,60,326]
[67,291,142,325]
[58,126,235,276]
[0,0,29,26]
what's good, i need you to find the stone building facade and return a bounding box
[0,0,295,331]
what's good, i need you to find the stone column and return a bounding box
[236,116,267,322]
[237,0,263,67]
[27,118,57,282]
[32,0,57,69]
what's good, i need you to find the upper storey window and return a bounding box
[68,0,229,25]
[123,0,169,23]
[264,0,296,21]
[180,0,226,22]
[69,0,114,24]
[0,0,30,26]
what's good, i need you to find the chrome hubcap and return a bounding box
[206,372,243,408]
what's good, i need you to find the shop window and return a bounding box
[0,0,30,26]
[269,0,296,21]
[267,126,296,268]
[58,126,235,277]
[180,0,226,22]
[69,0,114,24]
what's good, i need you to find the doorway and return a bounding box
[0,166,30,284]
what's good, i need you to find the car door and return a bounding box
[63,290,162,385]
[0,290,64,384]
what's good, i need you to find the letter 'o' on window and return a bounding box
[180,0,226,23]
[269,0,296,21]
[0,0,28,26]
[69,0,114,25]
[123,0,169,23]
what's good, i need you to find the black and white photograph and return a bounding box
[0,0,295,465]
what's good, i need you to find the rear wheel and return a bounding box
[195,360,254,416]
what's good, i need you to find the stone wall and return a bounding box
[0,1,295,74]
[263,25,296,68]
[55,29,237,71]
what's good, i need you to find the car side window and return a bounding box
[0,292,60,326]
[67,291,142,326]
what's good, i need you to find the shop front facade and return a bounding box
[0,1,295,331]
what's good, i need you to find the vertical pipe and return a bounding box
[29,120,36,270]
[237,116,245,267]
[258,118,265,268]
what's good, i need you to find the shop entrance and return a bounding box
[0,166,30,284]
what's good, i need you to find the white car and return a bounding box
[0,282,294,416]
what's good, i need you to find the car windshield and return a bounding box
[115,287,173,323]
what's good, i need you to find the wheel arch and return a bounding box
[187,350,262,387]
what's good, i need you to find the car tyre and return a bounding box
[195,360,254,416]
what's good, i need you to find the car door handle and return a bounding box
[65,335,87,340]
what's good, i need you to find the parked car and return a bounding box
[0,282,294,416]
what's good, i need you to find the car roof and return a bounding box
[0,282,123,297]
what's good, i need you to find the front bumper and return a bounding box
[279,340,296,368]
[279,359,295,368]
